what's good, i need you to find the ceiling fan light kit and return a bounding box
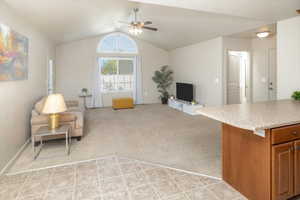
[129,26,143,35]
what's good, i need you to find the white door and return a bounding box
[268,48,277,100]
[227,54,241,104]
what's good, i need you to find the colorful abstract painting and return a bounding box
[0,23,28,81]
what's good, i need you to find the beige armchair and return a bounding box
[31,97,84,142]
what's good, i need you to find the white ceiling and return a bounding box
[3,0,300,50]
[129,0,300,21]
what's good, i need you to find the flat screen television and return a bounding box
[176,83,193,102]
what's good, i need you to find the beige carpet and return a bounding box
[8,104,221,178]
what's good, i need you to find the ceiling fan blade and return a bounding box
[143,21,152,25]
[142,26,158,31]
[297,9,300,14]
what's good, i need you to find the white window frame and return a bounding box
[99,57,136,93]
[97,32,138,54]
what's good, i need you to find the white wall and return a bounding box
[170,37,223,106]
[0,2,55,171]
[277,16,300,99]
[252,37,276,102]
[55,34,169,107]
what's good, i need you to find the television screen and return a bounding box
[176,83,193,102]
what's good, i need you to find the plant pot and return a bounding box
[161,97,168,104]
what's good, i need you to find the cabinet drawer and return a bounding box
[272,124,300,144]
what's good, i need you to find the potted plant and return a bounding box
[152,65,173,104]
[292,91,300,101]
[81,88,88,95]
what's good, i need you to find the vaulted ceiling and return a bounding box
[3,0,300,50]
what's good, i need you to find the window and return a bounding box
[97,33,138,54]
[97,33,138,93]
[100,58,134,92]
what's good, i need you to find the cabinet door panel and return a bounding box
[295,140,300,196]
[272,142,294,200]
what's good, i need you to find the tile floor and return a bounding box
[9,104,221,177]
[1,155,246,200]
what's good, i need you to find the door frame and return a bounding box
[268,48,277,101]
[223,48,252,105]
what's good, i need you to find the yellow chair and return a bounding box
[112,98,134,110]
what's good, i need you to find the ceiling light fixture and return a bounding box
[256,31,270,38]
[129,25,143,35]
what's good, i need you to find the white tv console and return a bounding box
[168,98,204,115]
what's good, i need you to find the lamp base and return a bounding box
[48,113,60,130]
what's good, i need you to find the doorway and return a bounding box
[227,51,250,104]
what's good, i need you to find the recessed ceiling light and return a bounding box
[256,31,270,38]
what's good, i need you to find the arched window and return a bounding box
[96,33,138,94]
[97,33,138,54]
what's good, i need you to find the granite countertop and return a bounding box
[197,99,300,137]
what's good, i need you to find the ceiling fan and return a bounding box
[119,8,158,35]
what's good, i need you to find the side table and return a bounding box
[32,125,71,160]
[79,94,92,110]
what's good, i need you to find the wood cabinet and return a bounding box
[271,124,300,200]
[271,125,300,200]
[271,125,300,145]
[295,140,300,196]
[222,123,300,200]
[272,142,294,200]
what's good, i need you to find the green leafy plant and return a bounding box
[152,65,173,104]
[81,88,88,95]
[292,91,300,100]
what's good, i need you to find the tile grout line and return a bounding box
[205,185,224,200]
[6,155,237,200]
[115,155,134,200]
[9,153,221,181]
[72,165,77,200]
[139,162,163,200]
[7,154,116,176]
[14,173,30,200]
[96,156,103,200]
[117,154,221,180]
[163,168,192,200]
[41,169,54,200]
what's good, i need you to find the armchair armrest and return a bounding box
[60,113,77,122]
[31,114,48,125]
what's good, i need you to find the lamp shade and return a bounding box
[42,94,67,114]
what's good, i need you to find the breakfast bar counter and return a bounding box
[197,100,300,200]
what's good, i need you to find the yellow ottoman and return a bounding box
[112,98,134,110]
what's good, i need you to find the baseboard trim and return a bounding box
[0,139,30,176]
